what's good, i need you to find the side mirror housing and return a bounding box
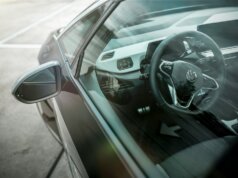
[12,61,61,104]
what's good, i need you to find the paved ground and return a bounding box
[0,0,94,177]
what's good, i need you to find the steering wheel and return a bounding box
[149,31,225,114]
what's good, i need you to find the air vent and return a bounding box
[101,51,114,61]
[117,57,133,70]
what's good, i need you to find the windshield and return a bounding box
[102,0,238,51]
[79,0,238,177]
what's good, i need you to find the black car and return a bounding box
[12,0,238,177]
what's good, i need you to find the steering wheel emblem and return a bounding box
[186,69,198,82]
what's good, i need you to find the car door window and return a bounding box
[59,4,108,65]
[79,0,238,177]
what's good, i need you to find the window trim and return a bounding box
[73,0,119,77]
[57,0,112,67]
[57,0,108,39]
[58,8,103,65]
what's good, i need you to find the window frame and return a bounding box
[73,0,121,77]
[57,0,111,67]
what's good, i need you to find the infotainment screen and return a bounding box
[198,20,238,48]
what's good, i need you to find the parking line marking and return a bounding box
[0,44,42,49]
[0,3,72,44]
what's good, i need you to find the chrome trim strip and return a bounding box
[221,119,238,135]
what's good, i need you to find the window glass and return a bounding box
[59,3,108,64]
[80,0,238,177]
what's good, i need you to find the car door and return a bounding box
[46,1,144,178]
[12,0,238,178]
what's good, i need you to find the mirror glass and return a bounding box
[15,67,58,102]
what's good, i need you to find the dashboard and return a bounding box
[95,8,238,74]
[94,8,238,109]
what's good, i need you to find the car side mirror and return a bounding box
[12,61,61,104]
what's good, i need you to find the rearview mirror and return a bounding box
[12,61,61,104]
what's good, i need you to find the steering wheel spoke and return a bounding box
[202,73,219,90]
[159,60,174,77]
[168,83,196,109]
[168,84,177,105]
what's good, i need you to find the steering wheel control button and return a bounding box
[160,61,173,75]
[202,74,219,90]
[117,57,133,70]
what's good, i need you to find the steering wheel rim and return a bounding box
[149,31,225,114]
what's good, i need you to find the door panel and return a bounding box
[55,81,132,178]
[41,30,133,178]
